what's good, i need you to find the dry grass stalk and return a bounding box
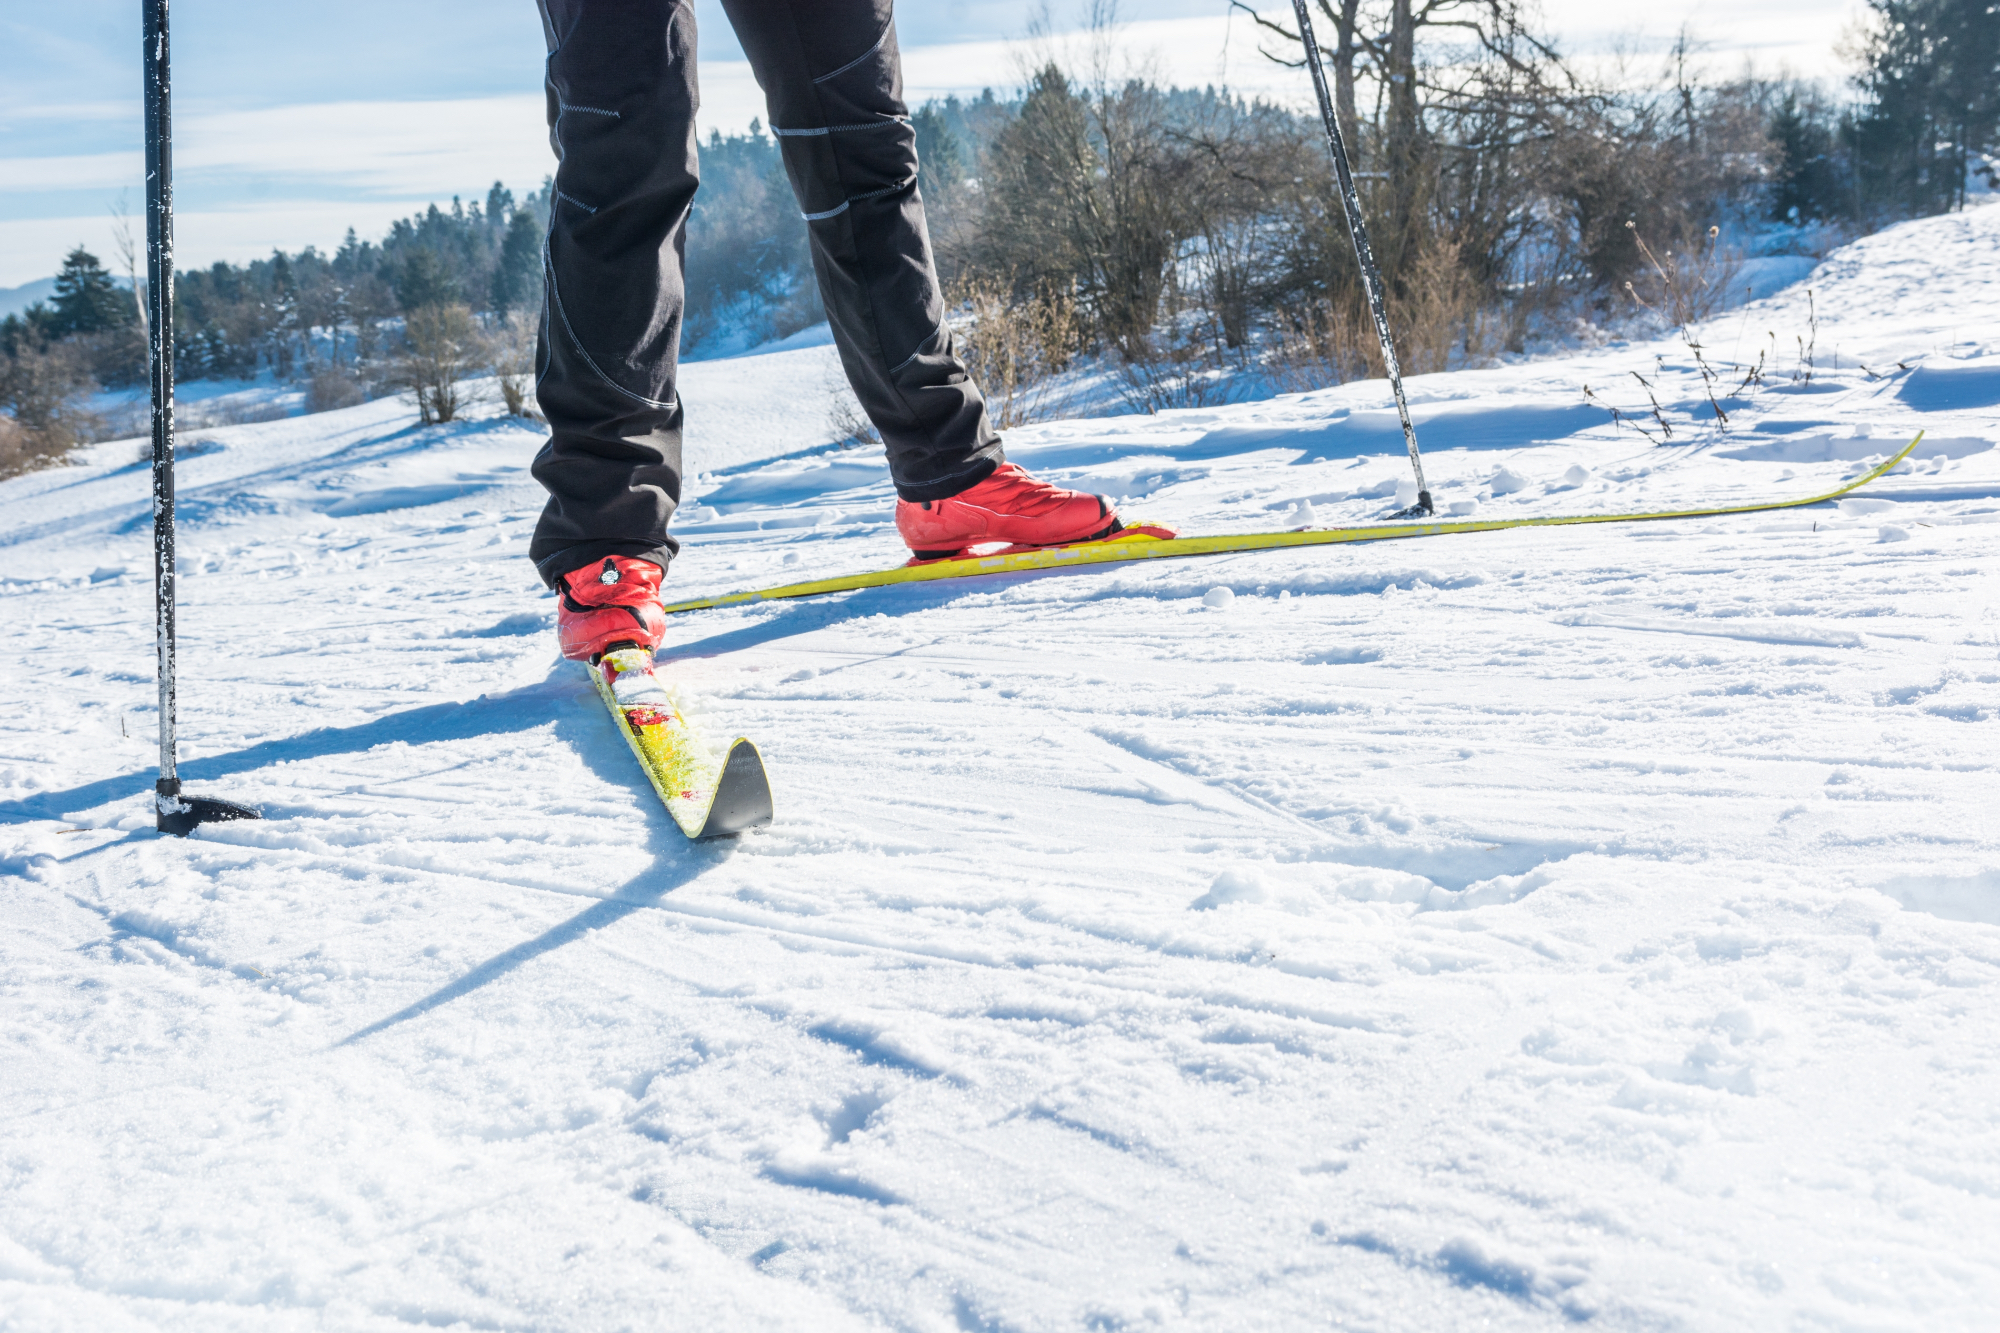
[1265,302,1368,395]
[1622,222,1741,329]
[1385,237,1493,376]
[950,278,1081,429]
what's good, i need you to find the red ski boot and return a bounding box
[556,555,667,661]
[896,463,1125,560]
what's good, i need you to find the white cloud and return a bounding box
[0,151,143,193]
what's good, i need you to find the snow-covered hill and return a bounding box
[4,206,1999,1331]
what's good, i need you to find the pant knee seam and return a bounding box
[772,116,909,137]
[810,14,895,84]
[799,175,915,223]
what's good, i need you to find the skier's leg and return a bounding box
[528,0,696,593]
[720,0,1141,556]
[719,0,1004,501]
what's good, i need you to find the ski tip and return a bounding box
[695,739,774,839]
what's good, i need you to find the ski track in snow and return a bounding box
[4,206,2000,1331]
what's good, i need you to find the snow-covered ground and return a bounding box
[4,205,1999,1331]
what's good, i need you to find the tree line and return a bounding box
[4,0,1994,478]
[917,0,1998,414]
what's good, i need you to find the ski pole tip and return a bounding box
[155,778,262,837]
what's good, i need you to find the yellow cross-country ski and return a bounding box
[658,433,1923,617]
[589,646,773,839]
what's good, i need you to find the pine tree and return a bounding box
[393,248,460,312]
[913,104,967,202]
[1854,0,2000,217]
[491,207,543,319]
[485,181,516,234]
[1769,92,1844,222]
[49,247,132,338]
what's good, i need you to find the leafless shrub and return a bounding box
[1265,236,1489,392]
[1117,323,1243,413]
[390,303,480,424]
[93,398,151,442]
[131,433,223,467]
[824,365,881,448]
[950,277,1081,428]
[0,340,100,477]
[1265,301,1368,395]
[486,310,540,418]
[304,365,367,414]
[181,397,292,428]
[0,412,47,479]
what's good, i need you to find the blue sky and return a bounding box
[0,1,1862,287]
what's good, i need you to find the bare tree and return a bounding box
[390,304,480,424]
[486,309,540,418]
[0,340,100,477]
[109,191,149,340]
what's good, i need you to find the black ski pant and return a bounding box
[527,0,1003,586]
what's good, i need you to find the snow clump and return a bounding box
[1840,497,1896,517]
[1488,465,1531,495]
[1394,477,1419,509]
[1449,499,1479,516]
[1561,464,1591,487]
[1190,868,1268,910]
[1202,586,1235,609]
[1878,525,1911,542]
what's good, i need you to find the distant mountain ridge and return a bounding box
[0,277,58,319]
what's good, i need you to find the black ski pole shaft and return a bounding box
[1289,0,1432,515]
[144,0,260,836]
[145,0,180,825]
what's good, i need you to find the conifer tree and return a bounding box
[1853,0,2000,216]
[49,247,131,338]
[491,208,543,319]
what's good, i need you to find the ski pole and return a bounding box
[145,0,259,837]
[1289,0,1432,516]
